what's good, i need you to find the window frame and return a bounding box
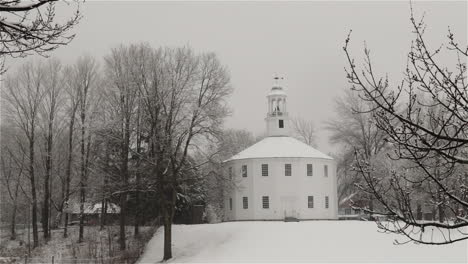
[242,165,247,177]
[307,164,313,176]
[308,196,314,208]
[261,164,268,177]
[229,198,233,210]
[279,119,284,128]
[285,163,292,176]
[243,197,248,209]
[262,196,269,209]
[325,196,329,209]
[324,165,328,177]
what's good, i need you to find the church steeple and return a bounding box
[265,76,290,137]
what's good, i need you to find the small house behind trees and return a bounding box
[66,202,120,225]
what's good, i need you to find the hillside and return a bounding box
[138,221,467,263]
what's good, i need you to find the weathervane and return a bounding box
[273,74,284,86]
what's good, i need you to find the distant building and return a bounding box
[223,80,338,221]
[338,192,368,220]
[66,201,120,225]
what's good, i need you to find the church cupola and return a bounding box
[265,76,290,137]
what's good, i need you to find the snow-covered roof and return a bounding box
[67,202,121,214]
[224,136,333,162]
[339,192,358,206]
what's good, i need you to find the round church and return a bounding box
[223,82,338,221]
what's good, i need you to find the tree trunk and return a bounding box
[134,175,140,237]
[438,203,445,223]
[53,212,62,229]
[100,142,110,231]
[79,190,85,242]
[162,187,176,261]
[100,196,105,231]
[118,93,131,250]
[119,193,126,250]
[134,106,142,237]
[10,175,21,240]
[42,152,50,240]
[79,112,86,243]
[10,204,17,240]
[42,88,56,241]
[29,129,39,248]
[416,204,422,220]
[368,195,374,219]
[64,212,69,236]
[163,216,172,260]
[64,108,75,238]
[100,199,107,230]
[134,145,141,236]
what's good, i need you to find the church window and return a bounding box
[325,196,329,209]
[261,164,268,176]
[324,165,328,177]
[308,196,314,208]
[229,198,232,210]
[285,164,292,176]
[243,197,248,209]
[279,119,284,128]
[242,165,247,177]
[262,196,269,209]
[307,164,313,176]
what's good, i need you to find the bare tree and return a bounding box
[70,56,100,243]
[62,65,79,238]
[326,90,387,203]
[216,129,256,161]
[38,58,63,241]
[343,6,468,244]
[291,117,316,147]
[103,45,140,249]
[0,0,81,72]
[2,61,45,247]
[136,46,231,260]
[0,136,26,240]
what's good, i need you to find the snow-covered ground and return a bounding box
[138,221,467,263]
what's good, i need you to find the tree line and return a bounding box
[1,43,232,260]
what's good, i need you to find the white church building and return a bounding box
[223,82,338,221]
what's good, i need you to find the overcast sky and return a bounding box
[8,1,467,155]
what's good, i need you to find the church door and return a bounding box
[280,196,297,218]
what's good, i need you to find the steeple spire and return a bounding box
[265,75,289,137]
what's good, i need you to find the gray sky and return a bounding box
[9,1,467,154]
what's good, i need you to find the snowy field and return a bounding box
[138,221,467,263]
